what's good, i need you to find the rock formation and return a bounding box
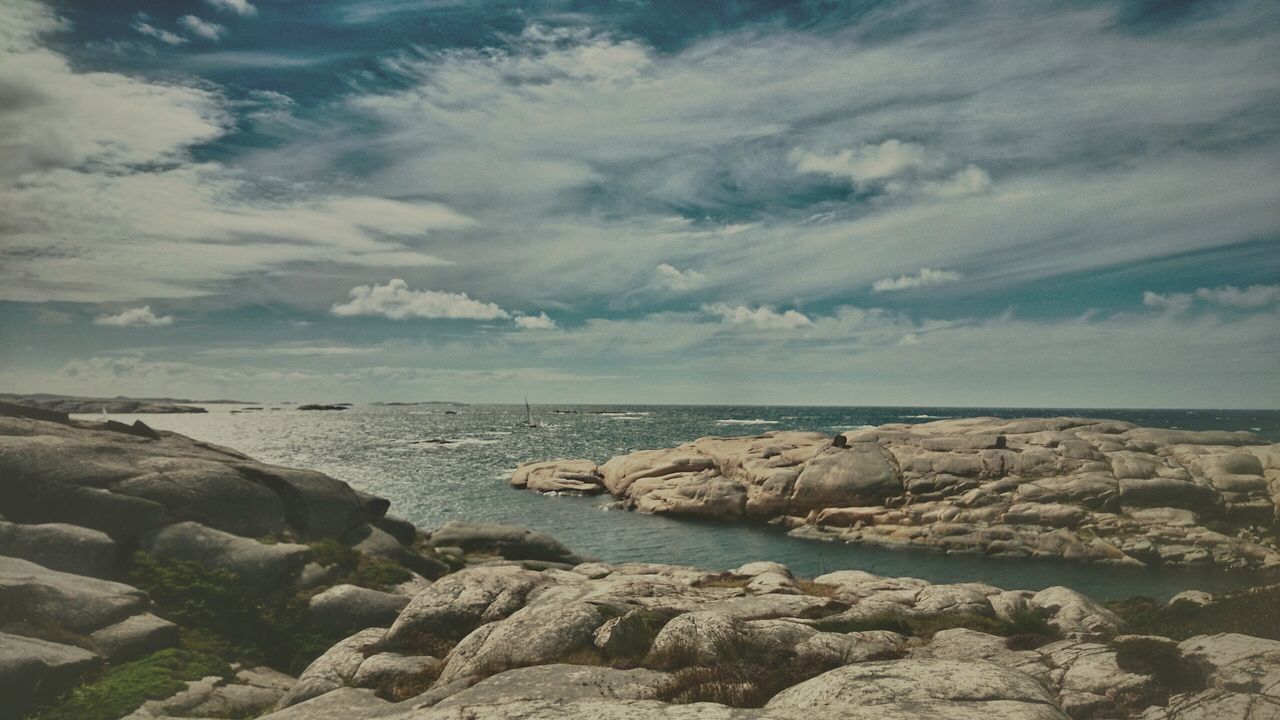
[1,412,1277,719]
[514,417,1280,569]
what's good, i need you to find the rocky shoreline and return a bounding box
[0,393,210,415]
[2,408,1278,719]
[514,417,1280,571]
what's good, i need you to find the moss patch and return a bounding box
[26,646,229,720]
[1106,585,1280,641]
[350,559,412,591]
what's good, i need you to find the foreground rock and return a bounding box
[514,417,1280,570]
[253,558,1279,720]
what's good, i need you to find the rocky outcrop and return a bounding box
[514,417,1280,569]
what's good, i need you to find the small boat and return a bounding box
[523,396,539,428]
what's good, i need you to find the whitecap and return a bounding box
[715,419,780,425]
[899,414,954,419]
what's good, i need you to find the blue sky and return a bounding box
[0,0,1277,407]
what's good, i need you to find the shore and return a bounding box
[2,406,1277,720]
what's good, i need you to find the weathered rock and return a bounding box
[1030,586,1126,639]
[385,565,548,647]
[89,612,179,661]
[141,521,311,596]
[275,627,386,709]
[0,631,100,719]
[309,584,410,632]
[128,666,295,719]
[0,555,149,634]
[0,521,117,578]
[514,418,1280,570]
[351,653,442,695]
[435,664,670,708]
[425,521,587,564]
[260,687,397,719]
[512,460,605,493]
[766,659,1069,718]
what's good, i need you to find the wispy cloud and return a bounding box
[331,279,510,320]
[178,15,226,42]
[132,17,187,46]
[792,140,940,184]
[94,306,174,327]
[872,268,963,293]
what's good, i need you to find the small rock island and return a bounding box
[1,407,1276,720]
[514,417,1280,570]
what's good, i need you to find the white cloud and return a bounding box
[1195,284,1280,309]
[204,0,257,17]
[656,263,707,291]
[792,140,939,184]
[872,268,963,293]
[132,19,187,46]
[94,306,174,327]
[0,6,472,303]
[1145,285,1279,314]
[178,15,226,42]
[704,303,812,330]
[514,312,556,330]
[1143,290,1193,313]
[331,279,510,320]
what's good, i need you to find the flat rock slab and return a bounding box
[89,612,179,662]
[0,521,117,578]
[0,555,149,634]
[0,631,101,718]
[434,664,671,708]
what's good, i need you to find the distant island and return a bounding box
[0,393,231,414]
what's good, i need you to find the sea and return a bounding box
[86,404,1280,601]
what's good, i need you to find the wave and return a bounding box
[715,419,780,425]
[900,414,954,419]
[413,437,503,449]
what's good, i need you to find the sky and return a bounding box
[0,0,1277,407]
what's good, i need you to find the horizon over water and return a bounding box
[85,403,1280,601]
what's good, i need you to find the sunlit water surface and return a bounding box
[88,404,1280,600]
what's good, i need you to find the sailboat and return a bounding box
[523,396,540,428]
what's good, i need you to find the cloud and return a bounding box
[331,279,510,320]
[872,268,963,293]
[178,15,226,42]
[792,140,939,184]
[94,306,174,327]
[916,165,992,199]
[0,5,472,302]
[514,312,556,330]
[704,303,812,330]
[1195,284,1280,309]
[204,0,257,17]
[132,18,187,46]
[1145,285,1280,313]
[656,263,708,291]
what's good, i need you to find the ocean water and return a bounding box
[90,404,1280,600]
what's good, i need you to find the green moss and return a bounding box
[127,552,341,674]
[27,647,229,720]
[309,538,360,570]
[1106,585,1280,641]
[350,559,412,591]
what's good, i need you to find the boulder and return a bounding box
[309,584,410,632]
[260,687,396,719]
[434,664,670,708]
[425,522,586,564]
[275,628,386,709]
[0,521,117,578]
[766,659,1069,719]
[511,460,605,493]
[141,521,311,596]
[385,565,547,647]
[89,612,179,662]
[0,631,100,718]
[790,446,902,512]
[1030,586,1126,639]
[350,652,442,694]
[0,555,149,634]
